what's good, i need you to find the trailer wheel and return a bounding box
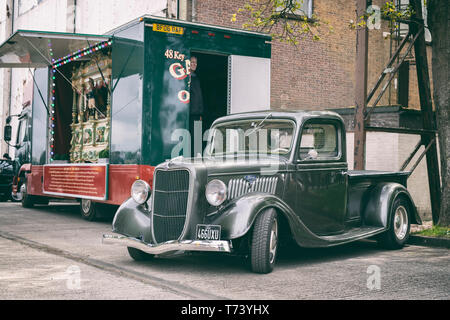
[250,208,279,274]
[378,197,411,249]
[21,178,35,208]
[80,199,98,221]
[127,247,154,261]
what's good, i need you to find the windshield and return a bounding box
[207,119,295,157]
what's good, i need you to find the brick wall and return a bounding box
[194,0,431,111]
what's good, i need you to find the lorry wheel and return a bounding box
[127,247,154,261]
[250,208,279,274]
[21,179,35,208]
[80,199,98,221]
[378,197,411,249]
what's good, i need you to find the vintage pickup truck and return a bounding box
[103,111,421,273]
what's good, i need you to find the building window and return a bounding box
[276,0,313,19]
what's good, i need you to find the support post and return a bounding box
[353,0,369,170]
[410,0,441,224]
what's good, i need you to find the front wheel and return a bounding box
[250,208,279,274]
[378,197,411,249]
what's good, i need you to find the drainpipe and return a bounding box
[2,0,14,156]
[191,0,197,22]
[73,0,76,33]
[67,0,76,33]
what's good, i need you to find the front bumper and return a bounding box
[102,233,232,255]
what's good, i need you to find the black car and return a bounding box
[0,158,16,201]
[104,111,420,273]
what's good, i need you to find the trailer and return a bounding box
[0,16,271,220]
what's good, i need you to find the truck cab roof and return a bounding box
[211,110,345,127]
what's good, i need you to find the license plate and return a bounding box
[196,224,221,241]
[152,23,184,35]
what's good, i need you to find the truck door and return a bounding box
[227,55,271,114]
[294,119,347,235]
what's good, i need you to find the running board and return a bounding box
[320,226,385,244]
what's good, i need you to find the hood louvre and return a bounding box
[227,176,278,200]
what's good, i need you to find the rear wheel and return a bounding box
[21,178,35,208]
[378,197,411,249]
[127,247,154,261]
[250,208,279,274]
[80,199,98,221]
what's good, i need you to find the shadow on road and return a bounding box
[30,202,116,224]
[7,202,388,274]
[120,240,385,275]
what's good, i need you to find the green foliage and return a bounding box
[349,1,415,31]
[232,1,417,45]
[231,0,332,44]
[415,225,450,238]
[381,1,414,27]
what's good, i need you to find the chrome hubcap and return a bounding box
[81,199,91,214]
[16,183,26,201]
[394,205,408,240]
[269,219,278,264]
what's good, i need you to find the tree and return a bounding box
[427,0,449,226]
[231,0,332,43]
[233,0,449,226]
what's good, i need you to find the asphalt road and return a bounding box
[0,201,449,300]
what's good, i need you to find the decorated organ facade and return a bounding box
[69,51,112,163]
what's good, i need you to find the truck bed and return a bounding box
[348,170,410,187]
[345,170,410,223]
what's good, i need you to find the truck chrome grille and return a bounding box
[227,176,278,200]
[152,169,190,243]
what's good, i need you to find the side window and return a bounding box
[299,122,339,160]
[16,120,26,145]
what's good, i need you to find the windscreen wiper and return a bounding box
[245,113,272,137]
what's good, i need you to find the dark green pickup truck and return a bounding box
[103,110,421,273]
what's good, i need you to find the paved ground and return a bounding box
[0,201,449,300]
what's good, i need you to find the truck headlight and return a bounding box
[205,179,227,206]
[131,180,151,205]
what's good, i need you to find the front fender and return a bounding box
[208,193,298,240]
[363,182,421,228]
[112,198,152,243]
[18,163,32,176]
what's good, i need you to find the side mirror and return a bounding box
[3,125,12,142]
